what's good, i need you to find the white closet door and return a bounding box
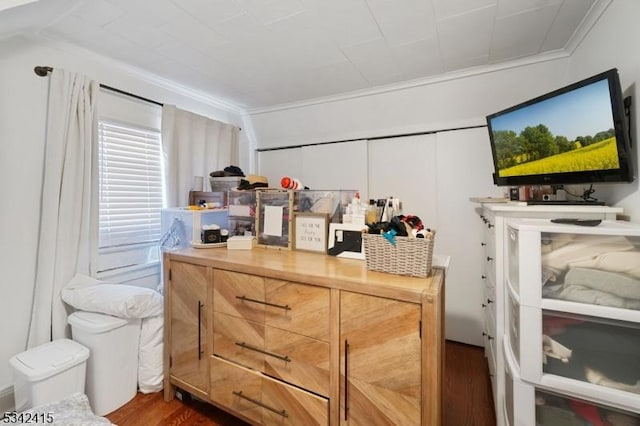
[435,127,503,346]
[367,134,438,224]
[301,140,368,194]
[257,147,303,189]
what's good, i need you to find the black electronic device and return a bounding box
[486,68,634,187]
[550,218,602,226]
[526,200,605,206]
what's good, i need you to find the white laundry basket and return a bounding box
[10,338,89,411]
[68,311,141,416]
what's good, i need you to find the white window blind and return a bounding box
[98,120,163,273]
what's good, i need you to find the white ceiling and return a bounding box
[1,0,604,111]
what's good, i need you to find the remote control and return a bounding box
[550,218,602,226]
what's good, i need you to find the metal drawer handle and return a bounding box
[198,301,204,360]
[482,332,494,341]
[235,341,291,363]
[235,295,291,311]
[344,340,349,421]
[233,391,288,418]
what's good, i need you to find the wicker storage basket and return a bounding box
[363,232,435,277]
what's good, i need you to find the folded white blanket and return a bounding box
[564,267,640,301]
[569,251,640,280]
[558,284,640,310]
[542,235,634,276]
[62,274,163,319]
[138,315,164,393]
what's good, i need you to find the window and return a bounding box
[97,119,163,274]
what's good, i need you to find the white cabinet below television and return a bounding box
[505,218,640,417]
[475,202,622,426]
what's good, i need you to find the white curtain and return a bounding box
[27,69,98,348]
[161,105,240,207]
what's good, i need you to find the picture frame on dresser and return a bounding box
[255,190,293,249]
[293,212,329,253]
[327,222,365,259]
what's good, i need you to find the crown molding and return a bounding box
[26,33,246,115]
[563,0,612,55]
[20,0,610,117]
[247,49,571,115]
[0,0,38,13]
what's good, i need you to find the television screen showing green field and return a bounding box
[489,79,621,177]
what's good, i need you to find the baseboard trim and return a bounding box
[0,386,14,413]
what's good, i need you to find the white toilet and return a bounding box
[68,311,141,416]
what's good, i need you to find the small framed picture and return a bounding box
[294,213,329,253]
[228,218,255,237]
[256,190,293,249]
[327,222,366,260]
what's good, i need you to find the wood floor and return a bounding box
[107,340,496,426]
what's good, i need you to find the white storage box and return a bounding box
[10,338,89,411]
[68,311,141,416]
[227,235,255,250]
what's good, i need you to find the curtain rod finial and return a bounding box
[34,66,53,77]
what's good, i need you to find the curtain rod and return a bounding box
[256,124,488,152]
[34,65,163,107]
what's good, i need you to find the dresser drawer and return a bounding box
[264,278,330,341]
[210,356,329,426]
[213,312,330,396]
[214,270,330,341]
[214,270,265,322]
[213,312,264,371]
[483,280,496,322]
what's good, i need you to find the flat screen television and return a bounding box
[486,68,634,188]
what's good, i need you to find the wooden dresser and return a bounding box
[163,247,445,425]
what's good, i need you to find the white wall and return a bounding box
[249,54,575,345]
[566,0,640,220]
[0,35,250,393]
[248,0,640,346]
[249,58,571,150]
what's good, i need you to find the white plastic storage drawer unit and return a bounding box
[503,337,640,426]
[505,218,640,414]
[506,219,640,309]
